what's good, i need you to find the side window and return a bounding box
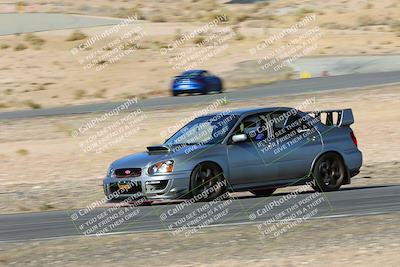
[233,114,271,142]
[284,114,310,131]
[232,111,314,143]
[270,112,285,131]
[268,112,308,140]
[201,71,210,77]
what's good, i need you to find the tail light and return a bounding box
[350,131,358,147]
[194,77,204,83]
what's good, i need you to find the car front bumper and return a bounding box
[103,170,192,200]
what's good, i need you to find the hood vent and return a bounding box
[146,145,170,152]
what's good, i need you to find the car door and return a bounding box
[271,111,323,180]
[226,113,279,187]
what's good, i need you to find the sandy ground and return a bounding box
[0,0,399,110]
[0,85,399,213]
[1,213,399,266]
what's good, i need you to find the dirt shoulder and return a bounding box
[1,212,399,266]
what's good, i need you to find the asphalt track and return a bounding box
[0,184,399,242]
[0,13,121,36]
[1,71,400,120]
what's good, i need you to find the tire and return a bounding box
[172,91,178,96]
[250,188,276,197]
[218,81,223,93]
[200,84,208,95]
[311,152,346,192]
[190,162,226,201]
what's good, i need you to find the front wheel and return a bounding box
[172,91,178,96]
[312,153,346,192]
[190,162,226,201]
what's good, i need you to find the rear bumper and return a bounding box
[173,89,204,94]
[343,148,363,178]
[172,83,205,94]
[103,170,192,200]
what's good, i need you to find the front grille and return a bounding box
[114,168,141,178]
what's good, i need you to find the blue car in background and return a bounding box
[171,70,223,96]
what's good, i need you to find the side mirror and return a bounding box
[232,134,247,143]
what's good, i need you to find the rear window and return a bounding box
[182,71,204,77]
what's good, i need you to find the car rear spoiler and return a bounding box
[308,109,354,127]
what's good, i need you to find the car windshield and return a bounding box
[164,114,239,145]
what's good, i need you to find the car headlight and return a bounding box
[107,166,115,177]
[148,160,174,175]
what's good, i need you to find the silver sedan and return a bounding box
[103,107,362,201]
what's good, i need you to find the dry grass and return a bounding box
[150,14,167,23]
[93,88,107,98]
[54,123,75,137]
[14,43,27,51]
[233,13,250,23]
[192,35,205,44]
[320,22,351,30]
[390,20,400,34]
[39,203,55,211]
[16,149,29,156]
[4,89,13,95]
[66,30,87,41]
[358,15,381,27]
[113,6,145,19]
[24,33,46,48]
[0,103,8,109]
[74,89,86,99]
[296,8,315,19]
[24,100,41,109]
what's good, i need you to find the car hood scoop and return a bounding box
[146,145,170,152]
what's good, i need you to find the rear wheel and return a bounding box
[190,162,226,201]
[250,188,276,197]
[200,84,208,95]
[218,81,223,93]
[172,91,178,96]
[312,153,346,192]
